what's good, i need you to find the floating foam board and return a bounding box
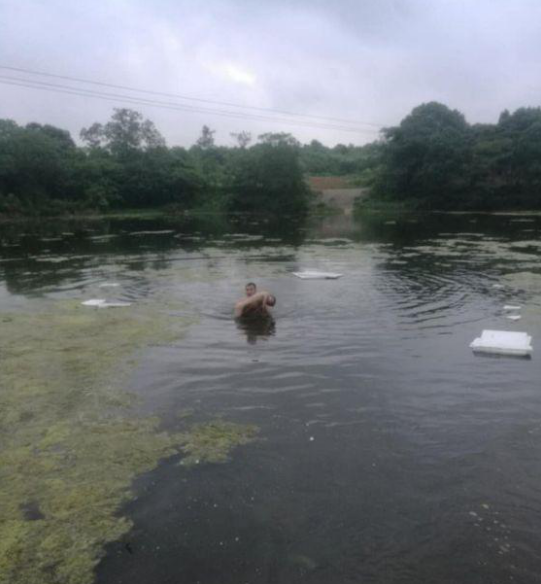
[503,305,521,311]
[470,329,533,356]
[81,299,106,306]
[81,299,131,308]
[506,315,522,321]
[292,271,343,280]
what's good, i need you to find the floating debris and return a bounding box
[292,271,343,280]
[81,299,107,307]
[470,330,533,357]
[81,299,131,308]
[503,305,521,311]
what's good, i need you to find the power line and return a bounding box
[0,64,383,129]
[0,76,378,134]
[0,76,381,135]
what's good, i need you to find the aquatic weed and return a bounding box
[0,301,257,584]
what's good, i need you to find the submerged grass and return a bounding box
[0,301,257,584]
[178,421,259,467]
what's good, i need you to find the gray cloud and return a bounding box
[1,0,541,146]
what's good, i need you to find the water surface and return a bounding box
[2,212,540,584]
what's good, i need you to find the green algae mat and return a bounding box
[0,302,257,584]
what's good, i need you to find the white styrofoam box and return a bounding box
[470,329,533,356]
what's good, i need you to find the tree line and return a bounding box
[2,102,541,216]
[0,109,311,216]
[373,102,541,210]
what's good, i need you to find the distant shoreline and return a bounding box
[1,206,541,224]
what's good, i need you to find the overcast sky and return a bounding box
[1,0,541,147]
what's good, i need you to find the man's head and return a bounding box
[266,294,276,307]
[245,282,257,297]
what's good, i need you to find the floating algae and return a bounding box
[0,302,257,584]
[178,421,259,467]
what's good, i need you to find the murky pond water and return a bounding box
[1,212,541,584]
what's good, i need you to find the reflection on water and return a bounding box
[236,314,276,344]
[1,211,541,584]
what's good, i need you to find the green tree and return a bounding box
[258,132,300,147]
[229,137,309,215]
[80,108,166,156]
[195,125,216,150]
[376,102,471,207]
[230,131,252,149]
[0,120,82,207]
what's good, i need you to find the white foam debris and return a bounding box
[503,305,521,311]
[292,271,343,280]
[470,330,533,357]
[81,299,106,307]
[98,282,120,288]
[81,299,131,308]
[506,315,522,321]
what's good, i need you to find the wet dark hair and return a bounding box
[266,295,276,307]
[245,282,257,289]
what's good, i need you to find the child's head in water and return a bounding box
[266,294,276,307]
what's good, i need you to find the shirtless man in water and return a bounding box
[234,282,276,318]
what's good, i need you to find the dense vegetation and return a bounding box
[0,109,310,216]
[299,139,382,182]
[373,102,541,210]
[3,102,541,216]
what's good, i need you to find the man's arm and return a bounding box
[234,292,268,317]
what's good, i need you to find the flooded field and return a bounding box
[1,211,540,584]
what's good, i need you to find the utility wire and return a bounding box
[0,76,378,134]
[0,76,381,135]
[0,64,383,129]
